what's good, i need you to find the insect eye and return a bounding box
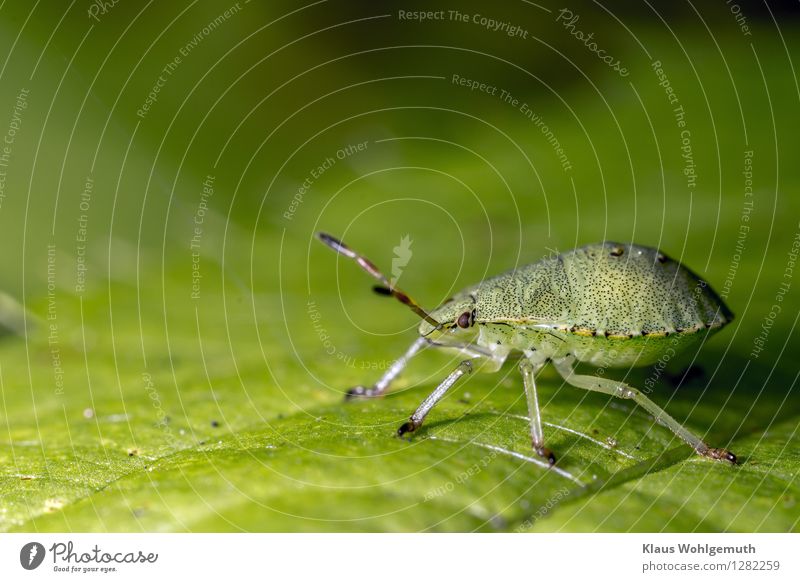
[456,311,472,328]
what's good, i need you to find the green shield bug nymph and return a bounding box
[316,233,737,466]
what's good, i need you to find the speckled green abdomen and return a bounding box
[441,241,733,367]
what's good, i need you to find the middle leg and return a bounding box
[519,357,555,464]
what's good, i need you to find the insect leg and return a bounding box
[519,358,555,464]
[552,357,737,464]
[346,337,428,400]
[397,359,473,437]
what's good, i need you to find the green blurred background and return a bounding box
[0,0,797,532]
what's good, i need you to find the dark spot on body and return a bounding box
[657,253,667,263]
[610,246,624,257]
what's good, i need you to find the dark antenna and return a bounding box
[316,232,442,329]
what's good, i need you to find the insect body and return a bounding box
[317,233,737,465]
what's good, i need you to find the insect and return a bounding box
[316,232,737,465]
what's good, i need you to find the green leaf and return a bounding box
[2,313,797,531]
[1,6,799,532]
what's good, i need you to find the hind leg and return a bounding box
[552,356,736,464]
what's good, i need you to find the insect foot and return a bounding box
[702,447,738,465]
[344,385,376,400]
[397,420,419,437]
[535,445,557,465]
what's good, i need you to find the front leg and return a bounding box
[346,337,428,399]
[397,359,474,436]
